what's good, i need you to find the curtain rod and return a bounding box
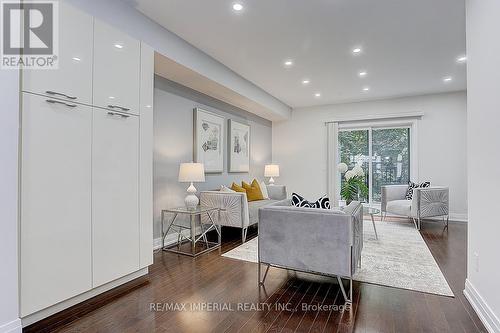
[324,112,424,124]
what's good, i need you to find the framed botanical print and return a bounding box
[193,108,224,173]
[228,119,250,173]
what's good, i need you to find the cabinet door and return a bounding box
[21,93,92,316]
[22,2,93,104]
[93,19,140,114]
[139,43,154,268]
[92,109,140,287]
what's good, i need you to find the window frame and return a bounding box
[337,119,418,205]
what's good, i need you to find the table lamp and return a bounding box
[178,162,205,209]
[264,164,280,185]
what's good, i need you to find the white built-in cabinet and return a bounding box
[139,44,154,268]
[22,2,93,104]
[93,19,140,114]
[20,1,154,318]
[20,93,93,317]
[92,110,140,287]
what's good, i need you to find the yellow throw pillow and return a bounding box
[231,182,246,193]
[242,179,264,202]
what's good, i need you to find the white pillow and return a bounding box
[220,185,236,192]
[260,181,269,199]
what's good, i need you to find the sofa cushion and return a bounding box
[220,185,235,192]
[291,192,331,209]
[248,199,279,226]
[386,199,412,216]
[405,181,430,200]
[260,181,269,199]
[231,182,246,193]
[242,179,264,201]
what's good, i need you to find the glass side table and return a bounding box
[363,206,380,240]
[160,206,222,257]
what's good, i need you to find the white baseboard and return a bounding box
[153,226,202,250]
[464,279,500,333]
[21,268,149,327]
[0,318,22,333]
[448,213,468,223]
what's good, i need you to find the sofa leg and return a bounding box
[259,263,270,285]
[412,218,418,229]
[445,215,449,228]
[242,227,248,243]
[418,217,421,230]
[337,276,353,304]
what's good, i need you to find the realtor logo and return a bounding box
[1,0,58,69]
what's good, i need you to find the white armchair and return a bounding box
[381,185,449,230]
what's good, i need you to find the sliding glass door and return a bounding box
[338,130,369,202]
[338,126,410,204]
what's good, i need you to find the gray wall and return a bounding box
[154,76,273,238]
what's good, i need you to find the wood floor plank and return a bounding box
[24,222,487,333]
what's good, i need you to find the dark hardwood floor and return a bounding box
[25,218,486,333]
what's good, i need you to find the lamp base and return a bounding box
[185,182,199,210]
[268,177,275,186]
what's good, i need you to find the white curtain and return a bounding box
[326,122,339,207]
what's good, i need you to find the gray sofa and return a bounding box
[200,185,287,242]
[258,200,363,303]
[381,185,449,230]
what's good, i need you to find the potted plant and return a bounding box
[337,163,369,204]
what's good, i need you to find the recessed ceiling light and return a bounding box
[72,57,81,62]
[314,93,321,97]
[443,76,453,82]
[284,60,293,67]
[302,79,310,85]
[358,71,367,77]
[114,43,123,49]
[363,87,370,92]
[109,96,115,99]
[456,55,467,63]
[232,3,243,11]
[352,47,362,54]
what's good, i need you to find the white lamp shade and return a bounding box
[178,163,205,182]
[264,164,280,178]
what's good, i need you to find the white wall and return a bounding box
[66,0,291,120]
[154,77,273,238]
[465,0,500,331]
[0,71,21,332]
[273,91,467,220]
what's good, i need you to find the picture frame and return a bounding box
[228,119,250,173]
[193,108,224,173]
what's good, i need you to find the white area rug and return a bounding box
[222,221,454,297]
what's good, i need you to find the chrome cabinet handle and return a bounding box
[107,105,130,112]
[46,90,77,100]
[107,111,130,118]
[46,99,77,108]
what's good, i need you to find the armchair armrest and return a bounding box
[381,185,409,212]
[266,185,287,200]
[199,191,250,228]
[411,187,449,218]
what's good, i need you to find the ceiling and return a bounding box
[131,0,466,108]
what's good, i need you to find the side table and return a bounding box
[161,206,221,257]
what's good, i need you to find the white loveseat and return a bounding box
[200,185,287,242]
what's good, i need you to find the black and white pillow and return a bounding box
[312,195,331,209]
[291,193,330,209]
[405,181,431,200]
